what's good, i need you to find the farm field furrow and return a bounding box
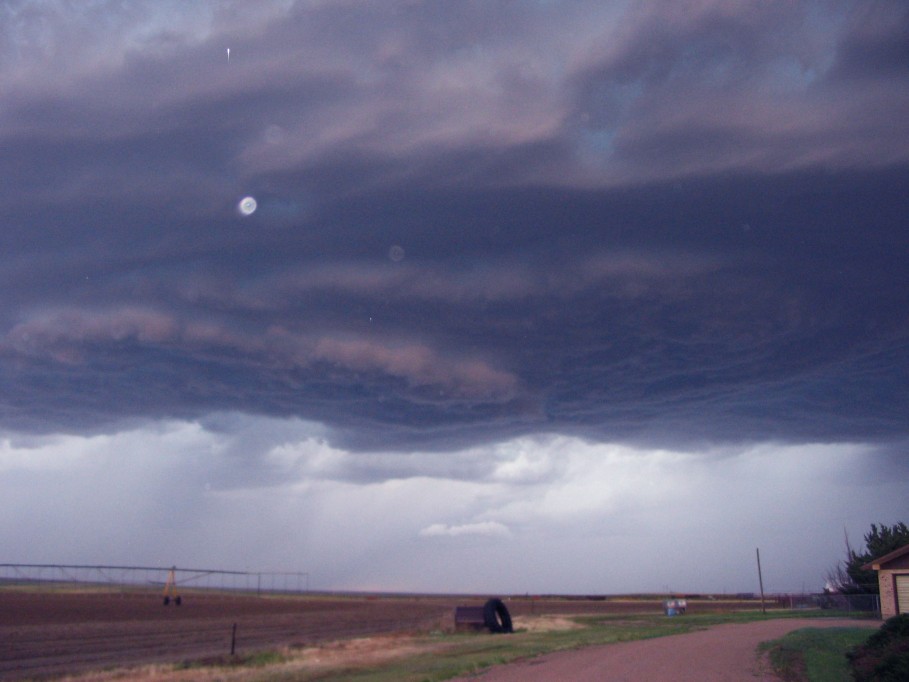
[0,591,462,679]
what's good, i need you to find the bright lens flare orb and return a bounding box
[238,196,257,216]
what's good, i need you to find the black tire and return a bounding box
[175,595,182,606]
[483,598,513,634]
[163,596,170,606]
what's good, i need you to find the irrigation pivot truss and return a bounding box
[0,563,309,595]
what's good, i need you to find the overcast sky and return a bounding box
[1,0,907,595]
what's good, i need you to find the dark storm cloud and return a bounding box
[2,1,908,451]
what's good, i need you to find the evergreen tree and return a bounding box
[831,522,909,594]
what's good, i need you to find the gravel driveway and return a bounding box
[453,618,879,681]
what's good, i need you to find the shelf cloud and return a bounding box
[1,0,907,593]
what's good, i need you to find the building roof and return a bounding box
[862,542,909,571]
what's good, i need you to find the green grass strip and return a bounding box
[760,627,872,682]
[239,612,870,682]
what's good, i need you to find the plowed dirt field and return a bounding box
[0,591,446,679]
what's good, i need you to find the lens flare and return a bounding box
[238,196,257,216]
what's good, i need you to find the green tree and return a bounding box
[830,522,909,594]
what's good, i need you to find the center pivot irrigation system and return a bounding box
[162,566,182,606]
[0,563,310,598]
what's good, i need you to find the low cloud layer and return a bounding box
[1,1,907,591]
[1,417,905,593]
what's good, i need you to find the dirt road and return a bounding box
[453,618,879,681]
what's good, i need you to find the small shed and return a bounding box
[862,542,909,619]
[454,605,487,632]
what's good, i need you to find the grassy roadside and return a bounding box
[75,610,875,682]
[759,627,873,682]
[325,615,708,682]
[249,611,880,682]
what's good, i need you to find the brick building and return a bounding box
[863,543,909,619]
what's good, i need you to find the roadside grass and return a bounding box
[356,618,701,681]
[759,627,873,682]
[223,612,869,682]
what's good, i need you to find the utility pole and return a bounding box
[756,548,766,614]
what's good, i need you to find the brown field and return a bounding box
[0,589,768,680]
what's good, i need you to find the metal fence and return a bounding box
[774,592,880,616]
[0,563,309,595]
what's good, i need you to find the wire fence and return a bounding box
[773,591,880,616]
[0,563,309,595]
